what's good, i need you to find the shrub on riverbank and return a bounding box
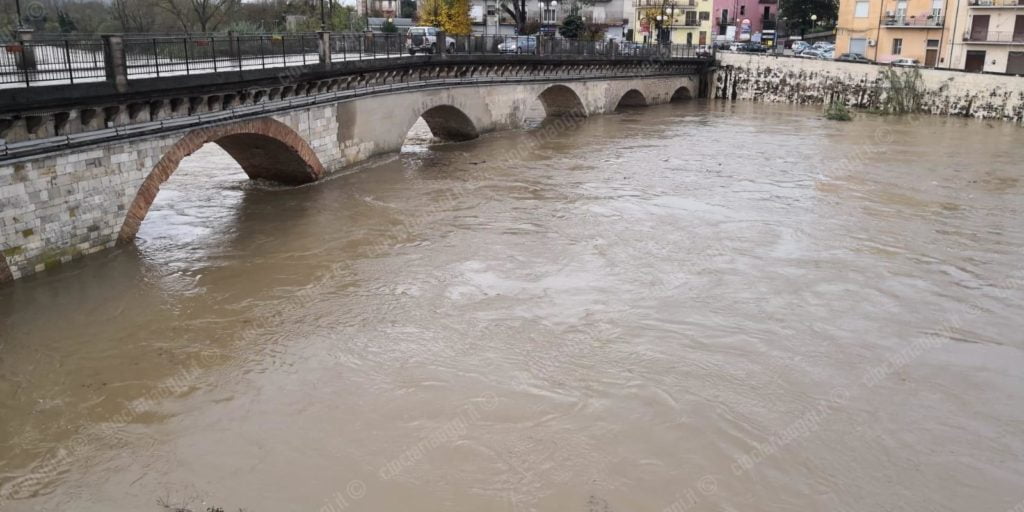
[825,98,853,121]
[879,68,925,114]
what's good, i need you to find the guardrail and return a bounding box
[0,65,704,159]
[968,0,1024,6]
[0,32,710,89]
[963,30,1024,42]
[883,15,945,27]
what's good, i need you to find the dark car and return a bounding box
[737,42,767,53]
[836,53,872,63]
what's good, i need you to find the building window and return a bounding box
[931,0,943,16]
[543,8,556,22]
[854,0,870,18]
[699,11,710,21]
[739,5,745,15]
[686,10,698,24]
[927,39,939,47]
[892,38,903,54]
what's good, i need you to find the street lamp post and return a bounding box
[320,0,327,31]
[654,3,674,44]
[539,0,558,29]
[15,0,24,28]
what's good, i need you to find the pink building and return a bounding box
[712,0,779,42]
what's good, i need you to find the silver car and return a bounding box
[498,36,538,55]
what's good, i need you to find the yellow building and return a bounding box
[942,0,1024,73]
[836,0,951,65]
[635,0,714,45]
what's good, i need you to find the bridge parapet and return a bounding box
[0,52,709,161]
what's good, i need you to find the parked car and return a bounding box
[791,40,811,53]
[890,57,920,67]
[796,49,822,59]
[406,27,456,55]
[836,53,872,63]
[737,42,768,53]
[498,36,538,54]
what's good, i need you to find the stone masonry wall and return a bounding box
[0,107,342,282]
[713,53,1024,124]
[0,76,698,283]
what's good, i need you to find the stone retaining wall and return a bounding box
[713,53,1024,123]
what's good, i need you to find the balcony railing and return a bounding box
[963,30,1024,42]
[883,14,945,26]
[634,0,697,8]
[968,0,1024,7]
[667,19,702,27]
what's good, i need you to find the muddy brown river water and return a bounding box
[1,101,1023,512]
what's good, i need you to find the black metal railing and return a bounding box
[883,15,945,27]
[1,32,711,88]
[1,38,105,86]
[124,34,322,78]
[963,30,1024,42]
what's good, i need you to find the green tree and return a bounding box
[558,13,584,38]
[780,0,838,34]
[57,9,77,32]
[331,5,365,31]
[400,0,417,18]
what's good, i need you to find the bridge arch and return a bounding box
[671,86,693,101]
[118,118,325,243]
[537,84,588,118]
[616,89,648,109]
[416,105,480,142]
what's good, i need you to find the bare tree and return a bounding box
[498,0,529,34]
[111,0,157,32]
[157,0,239,33]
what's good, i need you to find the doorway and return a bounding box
[925,49,937,66]
[970,15,990,41]
[965,50,986,72]
[1008,52,1024,74]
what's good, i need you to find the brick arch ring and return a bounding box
[117,118,326,244]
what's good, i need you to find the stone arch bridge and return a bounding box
[0,56,706,282]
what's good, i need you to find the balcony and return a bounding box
[634,0,697,8]
[882,14,945,27]
[968,0,1024,7]
[667,19,702,27]
[758,0,778,3]
[963,30,1024,42]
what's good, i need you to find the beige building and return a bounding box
[836,0,950,65]
[836,0,1023,73]
[634,0,714,45]
[942,0,1024,73]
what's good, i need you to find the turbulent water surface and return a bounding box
[1,101,1023,512]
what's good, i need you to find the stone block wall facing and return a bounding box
[713,53,1024,123]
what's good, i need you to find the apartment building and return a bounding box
[836,0,950,64]
[468,0,635,39]
[711,0,780,42]
[943,0,1024,73]
[836,0,1023,72]
[634,0,714,44]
